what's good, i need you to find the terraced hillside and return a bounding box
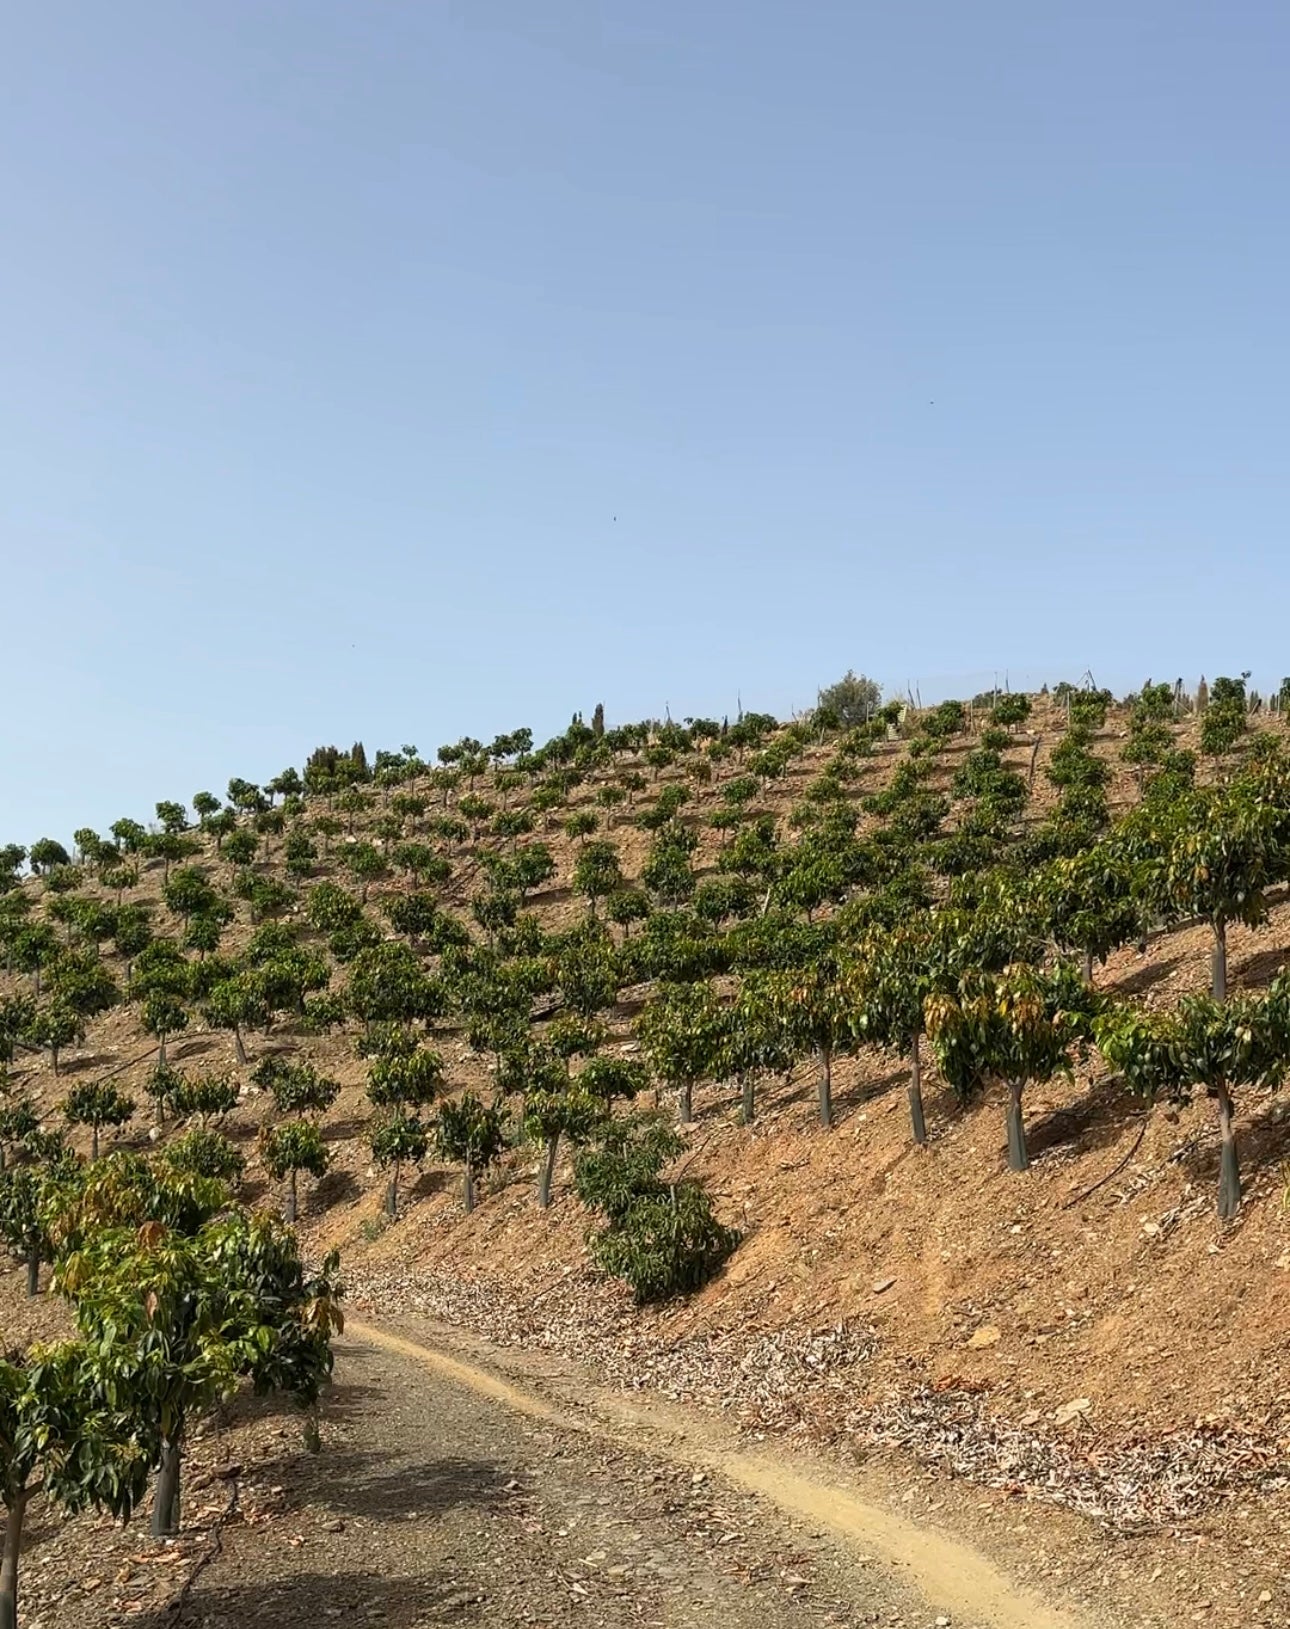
[4,683,1290,1625]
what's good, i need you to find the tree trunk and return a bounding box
[1216,1080,1242,1220]
[0,1488,27,1629]
[285,1171,298,1225]
[158,1032,168,1068]
[50,1047,59,1078]
[1081,947,1095,986]
[151,1439,181,1537]
[908,1034,928,1146]
[91,1124,99,1162]
[537,1134,560,1209]
[678,1082,693,1124]
[1005,1080,1029,1171]
[234,1025,247,1067]
[1212,919,1228,1001]
[463,1159,476,1214]
[385,1163,400,1218]
[740,1073,755,1126]
[816,1045,832,1129]
[25,1248,38,1298]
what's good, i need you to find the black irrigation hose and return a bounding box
[1062,1115,1151,1209]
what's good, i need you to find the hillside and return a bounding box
[4,683,1290,1626]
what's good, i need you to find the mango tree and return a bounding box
[366,1032,444,1215]
[850,921,936,1144]
[1096,984,1288,1219]
[260,1121,330,1223]
[61,1209,342,1537]
[60,1082,135,1161]
[637,980,726,1124]
[1127,783,1285,999]
[926,962,1093,1172]
[725,975,794,1127]
[1032,845,1141,985]
[435,1093,508,1212]
[1,1341,150,1629]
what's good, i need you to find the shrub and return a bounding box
[574,1115,739,1304]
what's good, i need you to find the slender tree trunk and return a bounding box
[1005,1080,1029,1171]
[816,1045,832,1128]
[908,1033,928,1146]
[1216,1080,1242,1220]
[91,1124,99,1161]
[740,1072,755,1126]
[234,1025,247,1067]
[386,1160,400,1217]
[1212,919,1228,1001]
[286,1171,298,1224]
[151,1439,181,1537]
[678,1081,693,1124]
[463,1158,476,1214]
[158,1032,168,1068]
[50,1047,59,1078]
[1082,947,1095,986]
[1,1488,27,1629]
[537,1133,560,1208]
[25,1248,38,1298]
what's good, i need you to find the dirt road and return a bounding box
[108,1317,1089,1629]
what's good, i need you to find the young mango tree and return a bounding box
[260,1121,330,1223]
[572,840,624,920]
[724,975,795,1127]
[573,1113,740,1304]
[60,1209,342,1537]
[1096,984,1288,1219]
[1,1341,151,1629]
[0,1159,77,1297]
[761,936,856,1129]
[849,921,935,1145]
[1128,783,1285,999]
[435,1093,508,1212]
[636,980,727,1125]
[925,962,1093,1172]
[60,1082,135,1161]
[1033,846,1142,985]
[521,1056,607,1210]
[252,1057,341,1120]
[366,1032,443,1215]
[0,1101,38,1173]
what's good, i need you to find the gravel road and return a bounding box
[141,1331,951,1629]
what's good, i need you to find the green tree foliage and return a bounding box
[28,839,71,875]
[347,943,441,1028]
[1,1341,152,1629]
[165,1126,246,1185]
[1096,981,1290,1219]
[170,1072,238,1125]
[926,962,1095,1172]
[435,1093,507,1212]
[572,839,624,919]
[60,1082,134,1160]
[816,671,882,728]
[637,980,726,1124]
[574,1115,739,1303]
[1126,780,1285,998]
[252,1057,340,1119]
[60,1210,342,1535]
[260,1120,330,1222]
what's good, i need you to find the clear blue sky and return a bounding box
[3,2,1288,842]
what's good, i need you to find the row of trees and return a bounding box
[5,680,1289,1320]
